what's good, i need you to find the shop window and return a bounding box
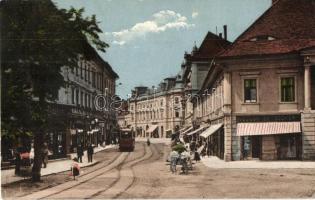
[281,77,295,102]
[244,79,257,103]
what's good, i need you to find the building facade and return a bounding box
[47,43,119,158]
[125,75,184,138]
[190,0,315,161]
[181,30,230,129]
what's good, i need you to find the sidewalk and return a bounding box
[136,137,171,145]
[1,144,117,185]
[201,156,315,169]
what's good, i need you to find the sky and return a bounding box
[54,0,271,98]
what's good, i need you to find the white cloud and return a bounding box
[108,10,194,45]
[192,11,199,19]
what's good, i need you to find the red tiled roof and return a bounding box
[221,0,315,58]
[187,32,230,61]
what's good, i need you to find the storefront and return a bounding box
[237,121,302,160]
[200,123,224,159]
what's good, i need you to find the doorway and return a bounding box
[242,136,262,160]
[251,136,262,159]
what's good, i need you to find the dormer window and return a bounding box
[249,35,276,42]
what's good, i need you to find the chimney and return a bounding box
[223,25,227,40]
[219,33,222,39]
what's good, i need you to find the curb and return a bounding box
[1,161,101,187]
[1,145,118,186]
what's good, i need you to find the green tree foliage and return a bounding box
[1,0,108,181]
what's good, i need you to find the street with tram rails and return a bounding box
[2,140,315,199]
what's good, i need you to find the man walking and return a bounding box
[87,144,94,163]
[77,145,83,163]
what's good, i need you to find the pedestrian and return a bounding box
[14,147,21,175]
[194,151,201,162]
[41,143,49,168]
[77,145,83,163]
[147,138,150,146]
[169,150,179,173]
[71,158,80,180]
[87,144,94,163]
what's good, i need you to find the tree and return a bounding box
[1,0,108,181]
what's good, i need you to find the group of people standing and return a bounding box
[76,144,94,163]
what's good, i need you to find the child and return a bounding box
[71,158,80,180]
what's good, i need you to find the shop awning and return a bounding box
[197,145,205,154]
[236,122,301,136]
[200,123,223,138]
[187,126,208,136]
[147,125,158,133]
[182,126,193,135]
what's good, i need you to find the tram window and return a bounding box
[121,132,132,139]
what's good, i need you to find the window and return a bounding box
[88,68,91,83]
[175,97,179,104]
[85,93,88,107]
[76,89,79,105]
[175,111,179,118]
[76,66,79,76]
[281,77,295,102]
[80,91,83,106]
[92,71,96,87]
[244,79,257,103]
[80,61,83,79]
[71,87,75,104]
[84,64,87,81]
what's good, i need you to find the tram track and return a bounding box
[41,143,146,199]
[21,142,164,199]
[90,143,153,199]
[115,143,165,199]
[85,143,148,199]
[21,143,146,200]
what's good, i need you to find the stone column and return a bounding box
[304,65,311,110]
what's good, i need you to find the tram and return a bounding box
[119,128,135,152]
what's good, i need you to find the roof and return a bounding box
[84,42,119,79]
[221,0,315,58]
[186,32,231,62]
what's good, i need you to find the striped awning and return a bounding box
[182,126,193,135]
[187,126,208,136]
[200,123,223,138]
[147,125,158,133]
[236,122,301,136]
